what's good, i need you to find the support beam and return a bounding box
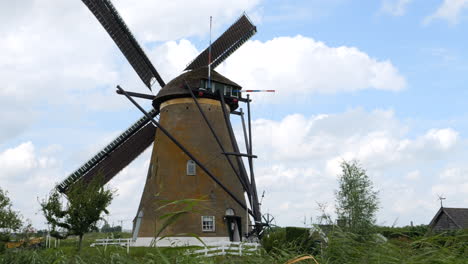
[246,94,262,228]
[185,83,253,200]
[240,108,250,155]
[218,91,262,225]
[116,89,155,100]
[223,152,257,158]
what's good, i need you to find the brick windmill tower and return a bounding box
[56,0,265,246]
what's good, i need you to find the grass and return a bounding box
[1,229,467,263]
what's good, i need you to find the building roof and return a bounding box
[152,67,241,110]
[429,207,468,229]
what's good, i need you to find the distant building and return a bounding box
[428,207,468,232]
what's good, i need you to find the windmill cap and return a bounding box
[152,67,242,110]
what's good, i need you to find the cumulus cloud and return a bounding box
[114,0,261,42]
[0,142,62,227]
[432,168,468,201]
[0,140,151,230]
[424,0,468,25]
[249,109,465,226]
[218,36,406,101]
[381,0,413,16]
[0,0,260,142]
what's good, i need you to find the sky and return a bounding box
[1,0,468,230]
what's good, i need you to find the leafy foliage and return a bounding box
[0,188,22,238]
[100,224,122,233]
[335,160,379,235]
[40,175,114,251]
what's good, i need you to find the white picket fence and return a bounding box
[189,241,260,257]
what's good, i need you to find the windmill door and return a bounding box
[225,215,242,242]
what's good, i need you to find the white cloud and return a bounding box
[423,128,458,150]
[424,0,468,24]
[381,0,413,16]
[114,0,261,42]
[431,167,468,202]
[0,142,62,227]
[0,142,40,177]
[0,0,261,142]
[405,170,421,180]
[249,109,465,226]
[218,36,406,101]
[0,140,151,230]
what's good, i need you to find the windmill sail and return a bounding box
[56,109,159,192]
[81,0,165,89]
[185,14,257,71]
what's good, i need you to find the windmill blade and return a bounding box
[185,14,257,71]
[81,0,165,89]
[56,109,159,193]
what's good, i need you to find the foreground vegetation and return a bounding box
[1,227,467,263]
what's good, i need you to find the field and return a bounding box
[1,227,467,264]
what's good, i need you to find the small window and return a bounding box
[225,86,232,97]
[186,160,196,176]
[215,82,224,94]
[202,216,215,232]
[231,88,239,98]
[200,79,207,90]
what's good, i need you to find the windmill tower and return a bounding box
[55,0,263,246]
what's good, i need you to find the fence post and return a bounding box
[104,237,108,252]
[127,239,130,254]
[239,243,242,256]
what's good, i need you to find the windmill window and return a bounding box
[232,89,239,98]
[186,160,196,176]
[201,216,215,232]
[225,86,232,97]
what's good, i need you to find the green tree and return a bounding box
[41,176,114,252]
[0,188,22,239]
[335,160,379,235]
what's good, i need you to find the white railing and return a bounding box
[90,238,133,253]
[189,241,260,257]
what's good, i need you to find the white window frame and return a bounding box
[201,216,215,232]
[186,160,196,176]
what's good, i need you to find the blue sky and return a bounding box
[1,0,468,230]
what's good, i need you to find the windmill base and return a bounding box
[133,236,231,247]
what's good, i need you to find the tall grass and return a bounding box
[1,229,467,263]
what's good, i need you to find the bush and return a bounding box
[261,227,286,252]
[375,225,429,239]
[285,227,308,242]
[285,227,319,254]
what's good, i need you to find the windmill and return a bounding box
[55,0,265,246]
